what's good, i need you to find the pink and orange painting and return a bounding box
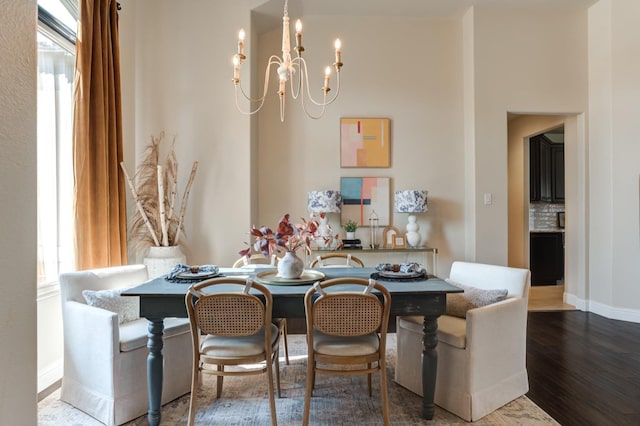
[340,118,390,168]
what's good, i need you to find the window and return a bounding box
[37,0,77,286]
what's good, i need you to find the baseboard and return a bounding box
[565,293,640,323]
[38,359,63,395]
[38,379,61,402]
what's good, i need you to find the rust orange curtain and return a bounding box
[73,0,127,269]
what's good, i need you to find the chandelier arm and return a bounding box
[235,55,282,105]
[299,90,328,119]
[297,58,336,107]
[289,57,304,100]
[234,56,286,115]
[235,85,266,115]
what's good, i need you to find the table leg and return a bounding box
[432,249,438,276]
[147,318,165,426]
[421,315,438,419]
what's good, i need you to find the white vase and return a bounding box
[277,251,304,279]
[144,246,186,279]
[315,236,327,249]
[405,215,421,248]
[345,231,356,240]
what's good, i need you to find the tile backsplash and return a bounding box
[530,202,565,230]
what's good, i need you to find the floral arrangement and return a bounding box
[120,132,198,256]
[240,213,322,258]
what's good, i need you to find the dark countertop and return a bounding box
[531,229,565,233]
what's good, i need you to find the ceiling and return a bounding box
[252,0,600,31]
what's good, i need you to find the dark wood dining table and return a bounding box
[122,266,461,426]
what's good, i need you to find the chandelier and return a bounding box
[232,0,343,122]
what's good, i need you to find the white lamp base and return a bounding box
[405,215,421,248]
[316,215,331,248]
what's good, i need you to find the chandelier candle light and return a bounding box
[395,190,429,248]
[232,0,343,122]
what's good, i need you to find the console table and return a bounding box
[310,246,438,275]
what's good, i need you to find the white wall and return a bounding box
[585,0,640,321]
[37,290,63,392]
[119,0,257,266]
[0,0,38,423]
[257,15,466,275]
[466,6,589,266]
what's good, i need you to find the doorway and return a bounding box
[507,114,575,311]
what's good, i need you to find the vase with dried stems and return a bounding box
[120,131,198,278]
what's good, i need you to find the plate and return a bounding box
[176,271,220,280]
[255,269,326,286]
[240,264,277,270]
[378,270,424,278]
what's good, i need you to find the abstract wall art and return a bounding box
[340,117,390,168]
[340,177,390,227]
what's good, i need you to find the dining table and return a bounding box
[122,266,462,426]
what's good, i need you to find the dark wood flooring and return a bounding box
[526,311,640,426]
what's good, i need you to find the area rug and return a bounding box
[38,334,558,425]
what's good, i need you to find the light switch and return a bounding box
[484,193,492,205]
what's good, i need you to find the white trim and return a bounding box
[565,292,640,323]
[37,282,60,301]
[588,300,640,324]
[38,359,63,393]
[564,292,587,310]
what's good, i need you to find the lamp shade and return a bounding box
[394,190,428,213]
[307,190,342,214]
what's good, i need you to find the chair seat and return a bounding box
[119,317,191,352]
[313,330,380,356]
[403,315,467,349]
[201,323,279,358]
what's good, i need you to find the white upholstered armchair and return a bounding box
[395,261,531,421]
[59,264,192,425]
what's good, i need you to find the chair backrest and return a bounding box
[232,253,278,268]
[449,261,530,298]
[309,253,364,268]
[59,264,149,304]
[305,277,390,337]
[186,277,273,338]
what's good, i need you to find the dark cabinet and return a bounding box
[530,232,564,285]
[530,135,564,203]
[551,144,564,202]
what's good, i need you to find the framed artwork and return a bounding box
[383,226,400,248]
[340,117,390,167]
[340,177,390,227]
[392,233,407,249]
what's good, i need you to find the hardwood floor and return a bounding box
[529,284,576,311]
[526,311,640,426]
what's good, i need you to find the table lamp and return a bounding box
[307,190,342,247]
[394,190,428,248]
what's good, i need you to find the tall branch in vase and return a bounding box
[120,131,198,258]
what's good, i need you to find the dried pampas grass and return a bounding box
[120,132,198,257]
